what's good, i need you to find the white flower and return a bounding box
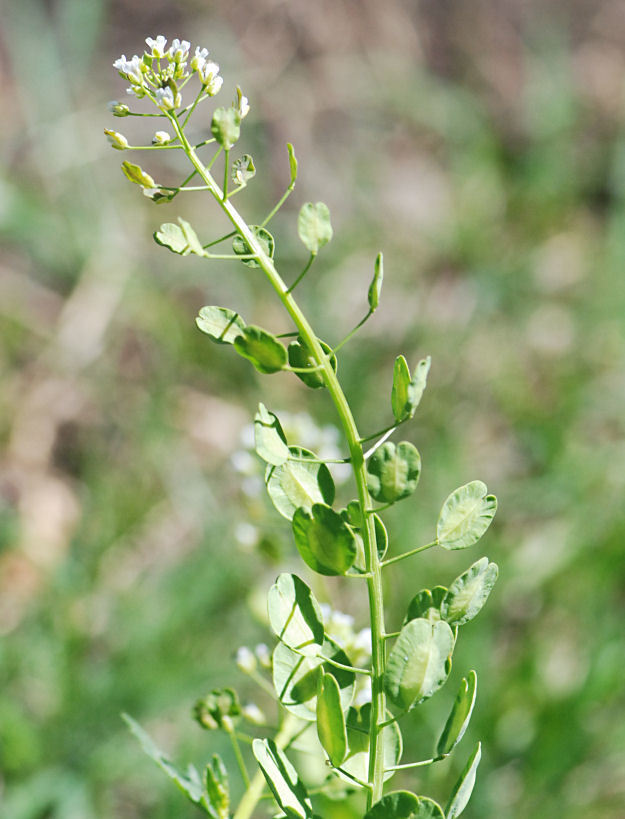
[113,54,144,84]
[104,129,129,150]
[242,703,266,725]
[155,86,179,110]
[126,85,145,99]
[145,35,167,58]
[235,646,257,674]
[168,38,190,62]
[255,643,271,668]
[191,46,209,71]
[152,130,171,145]
[236,87,250,118]
[198,60,223,95]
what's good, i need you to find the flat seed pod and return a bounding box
[366,442,421,504]
[340,703,402,784]
[287,336,337,389]
[122,160,156,188]
[441,558,499,626]
[154,222,189,254]
[437,481,497,550]
[445,742,482,819]
[254,403,290,466]
[265,447,335,520]
[178,218,204,256]
[364,791,445,819]
[211,107,241,150]
[233,326,287,374]
[316,672,347,767]
[404,586,448,624]
[292,503,357,576]
[384,619,454,711]
[196,306,246,345]
[268,573,325,656]
[436,670,477,757]
[272,638,355,721]
[252,738,314,819]
[297,202,333,254]
[232,225,275,268]
[391,356,431,423]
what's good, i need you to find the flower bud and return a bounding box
[108,101,130,117]
[193,688,241,731]
[235,646,257,674]
[104,129,129,150]
[152,130,172,145]
[242,703,266,725]
[255,643,271,669]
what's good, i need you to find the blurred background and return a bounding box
[2,0,625,816]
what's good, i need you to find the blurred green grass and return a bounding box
[1,1,625,817]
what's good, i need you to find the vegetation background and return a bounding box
[1,1,624,817]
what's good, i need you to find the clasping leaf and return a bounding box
[364,791,445,819]
[436,670,477,757]
[366,441,421,504]
[297,202,333,254]
[292,503,357,576]
[232,225,275,268]
[440,558,498,626]
[316,672,348,766]
[391,355,431,423]
[254,403,290,466]
[287,336,337,389]
[268,573,325,656]
[252,738,314,818]
[437,481,497,550]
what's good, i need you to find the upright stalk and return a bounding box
[169,114,388,809]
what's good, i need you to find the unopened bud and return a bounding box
[152,130,172,145]
[108,101,130,117]
[104,129,129,150]
[255,643,271,669]
[242,703,266,725]
[235,646,257,674]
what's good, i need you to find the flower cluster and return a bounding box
[112,35,224,111]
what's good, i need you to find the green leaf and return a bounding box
[268,573,324,656]
[391,356,431,423]
[265,447,335,520]
[316,672,347,766]
[211,107,241,150]
[232,225,275,268]
[292,503,357,576]
[287,143,298,186]
[122,714,204,805]
[341,703,402,784]
[437,481,497,550]
[121,160,156,188]
[441,558,498,626]
[297,202,333,254]
[445,742,481,819]
[384,619,454,711]
[254,403,290,466]
[232,154,256,186]
[405,586,448,624]
[252,738,314,819]
[364,791,445,819]
[368,253,384,312]
[343,505,388,566]
[204,755,229,819]
[366,442,421,504]
[233,326,287,374]
[196,306,246,345]
[272,638,355,721]
[287,336,337,390]
[437,671,477,757]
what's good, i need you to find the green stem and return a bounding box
[332,310,372,354]
[228,727,251,787]
[170,113,388,810]
[382,540,438,568]
[286,253,315,293]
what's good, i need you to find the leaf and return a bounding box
[196,306,246,345]
[436,671,477,757]
[232,225,275,268]
[292,503,358,576]
[391,356,431,423]
[445,742,481,819]
[364,791,445,819]
[121,160,156,188]
[268,573,324,656]
[405,586,448,624]
[232,154,256,186]
[204,755,229,819]
[441,558,499,626]
[272,638,355,721]
[287,336,337,390]
[384,619,454,711]
[343,505,388,566]
[252,738,314,819]
[266,447,335,520]
[233,326,287,374]
[316,672,347,766]
[287,143,298,186]
[437,481,497,551]
[341,703,402,784]
[122,714,204,805]
[154,223,189,255]
[297,202,333,254]
[254,403,290,466]
[211,107,241,150]
[368,253,384,312]
[366,442,421,504]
